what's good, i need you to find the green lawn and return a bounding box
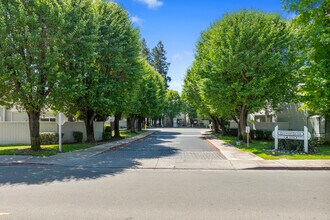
[120,130,146,138]
[0,143,93,157]
[0,129,146,157]
[214,134,330,160]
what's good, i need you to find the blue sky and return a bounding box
[115,0,292,93]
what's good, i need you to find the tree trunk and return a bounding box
[127,117,131,130]
[190,119,194,127]
[137,117,143,131]
[210,115,220,133]
[84,108,96,143]
[232,116,240,140]
[169,117,174,127]
[114,112,122,138]
[130,114,136,133]
[216,117,228,135]
[153,117,157,127]
[27,110,41,151]
[238,105,249,141]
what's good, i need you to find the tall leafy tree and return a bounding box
[126,59,166,132]
[139,60,166,119]
[194,10,297,140]
[164,90,183,127]
[52,0,103,143]
[182,67,210,120]
[0,0,64,150]
[151,41,171,89]
[282,0,330,116]
[182,65,229,133]
[97,1,142,138]
[54,0,141,141]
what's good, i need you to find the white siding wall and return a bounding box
[12,112,29,122]
[0,121,104,145]
[0,107,5,121]
[230,121,289,131]
[276,103,308,130]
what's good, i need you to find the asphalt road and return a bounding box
[70,128,225,169]
[0,128,329,219]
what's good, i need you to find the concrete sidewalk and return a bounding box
[0,130,156,166]
[202,131,330,170]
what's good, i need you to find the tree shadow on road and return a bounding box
[0,132,179,186]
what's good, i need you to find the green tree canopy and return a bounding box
[97,1,142,138]
[282,0,330,116]
[164,90,183,126]
[53,0,103,143]
[139,60,166,119]
[182,64,230,133]
[193,10,297,140]
[0,0,144,147]
[0,0,64,150]
[126,59,166,132]
[141,38,152,64]
[53,0,142,141]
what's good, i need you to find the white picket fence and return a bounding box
[0,121,104,145]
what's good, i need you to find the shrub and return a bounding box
[278,139,303,152]
[278,137,321,153]
[227,128,238,136]
[308,137,325,153]
[104,126,112,133]
[72,131,83,143]
[251,130,273,141]
[103,126,112,141]
[263,131,273,141]
[40,132,58,145]
[254,130,264,140]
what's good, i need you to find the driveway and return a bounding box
[77,128,228,169]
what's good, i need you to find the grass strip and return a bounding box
[214,133,330,160]
[0,130,146,156]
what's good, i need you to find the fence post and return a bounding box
[304,126,308,153]
[274,126,278,150]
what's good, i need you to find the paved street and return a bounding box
[77,128,225,170]
[1,128,330,219]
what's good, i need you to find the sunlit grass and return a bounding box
[214,133,330,160]
[0,130,146,157]
[120,130,146,138]
[0,144,93,157]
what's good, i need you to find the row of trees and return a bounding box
[0,0,168,150]
[140,39,184,127]
[183,0,329,141]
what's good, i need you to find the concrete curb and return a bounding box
[203,136,229,160]
[243,166,330,171]
[92,130,157,156]
[201,131,263,161]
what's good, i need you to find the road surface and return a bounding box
[0,128,329,219]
